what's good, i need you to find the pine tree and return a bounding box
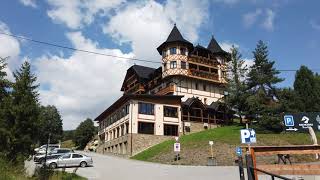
[0,57,13,156]
[73,118,96,149]
[10,61,40,159]
[225,46,248,124]
[38,105,63,145]
[246,41,283,132]
[294,66,320,112]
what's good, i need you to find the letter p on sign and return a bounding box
[240,129,256,144]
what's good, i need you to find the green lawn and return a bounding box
[132,125,319,164]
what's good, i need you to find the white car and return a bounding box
[46,153,93,169]
[34,144,60,154]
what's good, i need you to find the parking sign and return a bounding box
[284,115,294,127]
[174,143,180,152]
[240,129,256,144]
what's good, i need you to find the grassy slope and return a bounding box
[132,125,319,165]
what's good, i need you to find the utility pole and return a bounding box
[44,133,51,169]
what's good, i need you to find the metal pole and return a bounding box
[245,154,255,180]
[44,133,51,172]
[238,156,245,180]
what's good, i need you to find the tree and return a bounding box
[294,66,320,112]
[73,118,96,149]
[0,57,13,156]
[9,61,40,159]
[38,105,63,145]
[246,41,283,132]
[277,88,299,113]
[225,46,248,124]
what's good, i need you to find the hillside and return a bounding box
[132,125,320,166]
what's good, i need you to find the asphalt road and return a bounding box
[67,151,240,180]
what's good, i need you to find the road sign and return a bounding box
[209,141,214,146]
[236,147,242,156]
[240,129,256,144]
[283,113,320,132]
[174,143,180,152]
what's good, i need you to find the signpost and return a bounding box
[174,137,180,161]
[283,113,320,132]
[240,129,256,144]
[236,147,245,180]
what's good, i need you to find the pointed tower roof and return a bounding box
[207,35,228,55]
[157,24,193,55]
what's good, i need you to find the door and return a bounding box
[71,153,84,166]
[58,154,72,167]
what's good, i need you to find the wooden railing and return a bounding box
[188,55,219,67]
[156,84,175,95]
[188,69,219,81]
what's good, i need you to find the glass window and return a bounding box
[72,154,83,158]
[181,61,187,69]
[180,48,186,55]
[138,102,154,115]
[203,84,207,91]
[170,61,177,69]
[162,50,167,57]
[164,106,178,118]
[138,122,154,134]
[164,124,178,136]
[61,154,71,159]
[170,47,176,55]
[195,83,199,90]
[163,62,167,70]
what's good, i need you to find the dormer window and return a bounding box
[162,50,167,57]
[170,47,176,55]
[180,48,186,55]
[170,61,177,68]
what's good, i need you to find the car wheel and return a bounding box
[80,161,87,168]
[49,162,57,169]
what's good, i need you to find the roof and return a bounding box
[207,36,228,55]
[131,65,156,80]
[121,65,156,91]
[157,25,193,54]
[182,97,206,109]
[95,94,183,122]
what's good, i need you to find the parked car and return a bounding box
[46,153,93,168]
[34,148,74,164]
[34,144,60,154]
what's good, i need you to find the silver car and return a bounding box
[46,153,93,168]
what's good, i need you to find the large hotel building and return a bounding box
[95,25,231,155]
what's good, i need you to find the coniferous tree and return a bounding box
[246,41,283,132]
[294,66,320,112]
[10,61,40,159]
[0,57,13,156]
[225,46,248,124]
[38,105,63,145]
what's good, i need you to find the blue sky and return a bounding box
[0,0,319,129]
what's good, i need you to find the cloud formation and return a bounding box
[310,20,320,31]
[34,32,133,129]
[47,0,124,29]
[243,8,276,31]
[19,0,37,8]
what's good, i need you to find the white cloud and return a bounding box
[310,20,320,31]
[34,32,133,129]
[213,0,239,5]
[243,9,262,28]
[47,0,124,29]
[262,9,275,31]
[19,0,37,8]
[103,0,209,61]
[243,8,276,31]
[0,21,21,81]
[219,41,240,53]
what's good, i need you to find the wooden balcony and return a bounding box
[188,69,220,82]
[156,84,175,95]
[188,55,219,67]
[126,83,145,94]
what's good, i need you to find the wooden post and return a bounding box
[308,127,319,159]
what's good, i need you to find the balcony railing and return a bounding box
[188,69,219,81]
[156,84,175,95]
[188,56,219,67]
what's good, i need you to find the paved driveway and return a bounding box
[69,151,240,180]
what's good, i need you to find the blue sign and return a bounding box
[284,115,294,127]
[240,129,256,144]
[236,147,242,156]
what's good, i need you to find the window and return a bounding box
[170,47,176,54]
[164,124,178,136]
[57,149,70,153]
[170,61,177,69]
[61,154,71,159]
[195,83,199,90]
[162,50,167,57]
[138,122,154,134]
[72,154,83,158]
[164,106,178,118]
[203,84,207,91]
[180,48,186,55]
[138,102,154,115]
[181,61,187,69]
[163,62,167,70]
